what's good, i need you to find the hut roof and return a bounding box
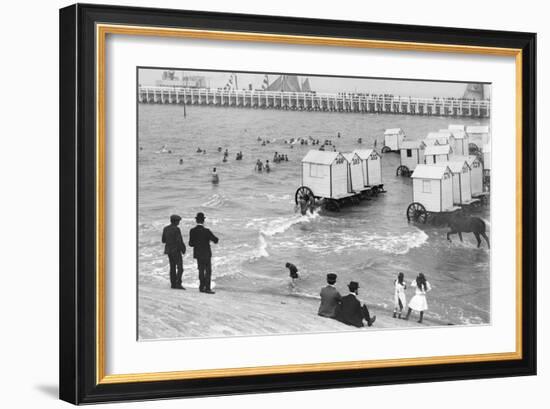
[448,124,466,131]
[451,154,481,166]
[401,140,426,149]
[353,149,378,160]
[425,145,452,155]
[423,138,439,146]
[302,150,343,165]
[342,152,360,162]
[451,130,468,139]
[412,164,451,180]
[436,129,454,138]
[438,160,470,173]
[384,128,403,135]
[466,125,489,134]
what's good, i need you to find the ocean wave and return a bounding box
[276,228,428,255]
[246,210,320,237]
[201,193,227,208]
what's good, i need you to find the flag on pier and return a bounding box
[261,75,269,90]
[224,73,238,90]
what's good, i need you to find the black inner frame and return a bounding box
[59,3,536,404]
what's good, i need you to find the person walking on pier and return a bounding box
[161,215,186,290]
[189,212,219,294]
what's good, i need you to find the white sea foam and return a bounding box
[275,228,428,255]
[201,193,226,208]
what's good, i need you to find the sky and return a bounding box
[138,68,489,98]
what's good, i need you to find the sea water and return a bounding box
[138,104,491,328]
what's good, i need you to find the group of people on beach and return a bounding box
[287,264,431,327]
[393,272,432,323]
[161,212,219,295]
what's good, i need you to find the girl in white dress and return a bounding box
[404,273,431,323]
[393,272,407,319]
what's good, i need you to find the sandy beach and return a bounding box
[138,282,450,340]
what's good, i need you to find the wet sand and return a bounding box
[138,283,446,340]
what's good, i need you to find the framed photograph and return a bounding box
[59,3,536,404]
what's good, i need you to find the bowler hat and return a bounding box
[326,273,337,284]
[347,281,359,292]
[170,214,182,223]
[195,212,205,222]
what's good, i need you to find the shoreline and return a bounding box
[138,281,450,340]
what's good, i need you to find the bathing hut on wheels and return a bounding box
[381,128,406,153]
[343,152,364,193]
[450,130,470,156]
[439,160,477,206]
[396,140,426,176]
[424,144,453,165]
[406,164,459,224]
[466,125,490,145]
[427,131,456,150]
[353,149,383,191]
[295,150,384,212]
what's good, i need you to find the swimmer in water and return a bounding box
[179,158,183,165]
[196,147,202,153]
[222,156,227,163]
[265,160,271,173]
[211,167,219,184]
[256,159,263,172]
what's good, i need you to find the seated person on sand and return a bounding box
[285,262,299,290]
[318,273,342,318]
[336,281,376,327]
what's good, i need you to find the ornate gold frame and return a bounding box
[95,23,523,385]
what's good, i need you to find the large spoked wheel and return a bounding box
[406,202,427,224]
[324,199,341,212]
[295,186,314,205]
[381,146,391,153]
[396,165,410,177]
[469,143,480,155]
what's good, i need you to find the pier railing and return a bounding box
[138,86,490,117]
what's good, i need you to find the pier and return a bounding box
[138,86,490,118]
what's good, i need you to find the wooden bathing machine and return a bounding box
[353,149,382,187]
[342,152,364,193]
[301,150,350,199]
[425,144,453,165]
[452,154,484,196]
[466,125,490,145]
[411,164,455,212]
[426,131,456,150]
[439,160,474,205]
[382,128,406,152]
[449,130,470,156]
[398,140,426,176]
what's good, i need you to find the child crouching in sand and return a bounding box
[285,262,299,291]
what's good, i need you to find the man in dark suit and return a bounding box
[161,214,186,290]
[188,212,219,294]
[318,273,342,318]
[336,281,376,327]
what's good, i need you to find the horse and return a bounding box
[447,214,490,249]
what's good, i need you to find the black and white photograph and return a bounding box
[137,68,492,340]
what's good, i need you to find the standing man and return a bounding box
[336,281,376,327]
[189,212,219,294]
[161,214,186,290]
[318,273,342,318]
